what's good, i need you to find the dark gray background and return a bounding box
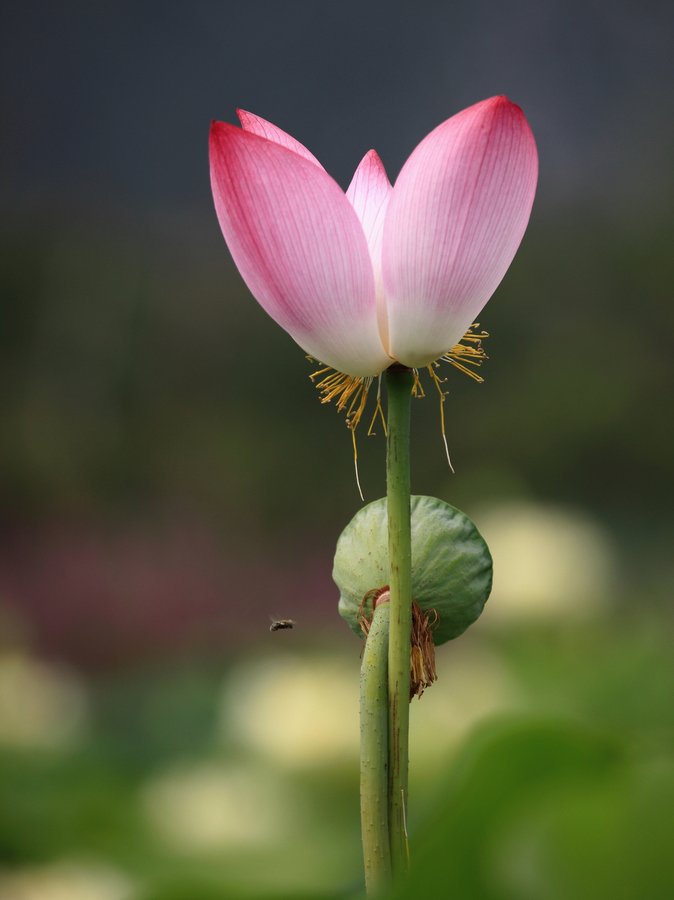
[3,0,672,216]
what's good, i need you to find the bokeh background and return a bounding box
[1,1,673,898]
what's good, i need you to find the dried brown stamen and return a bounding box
[357,586,391,637]
[357,588,439,700]
[409,600,438,700]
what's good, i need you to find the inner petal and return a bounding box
[346,150,394,356]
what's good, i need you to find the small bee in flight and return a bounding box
[270,618,295,632]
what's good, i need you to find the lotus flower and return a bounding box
[209,96,538,380]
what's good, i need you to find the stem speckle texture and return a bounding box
[360,602,392,894]
[385,366,414,877]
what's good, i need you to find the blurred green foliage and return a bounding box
[399,718,674,900]
[398,617,674,900]
[0,616,672,898]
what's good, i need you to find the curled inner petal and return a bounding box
[346,150,393,354]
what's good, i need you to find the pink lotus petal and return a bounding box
[237,109,325,170]
[382,96,538,368]
[346,150,393,353]
[210,121,390,376]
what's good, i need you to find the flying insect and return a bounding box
[270,618,295,632]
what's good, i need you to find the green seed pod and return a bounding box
[334,495,492,646]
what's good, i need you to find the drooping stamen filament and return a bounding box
[307,324,489,492]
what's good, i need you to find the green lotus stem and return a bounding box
[385,364,414,877]
[360,600,392,894]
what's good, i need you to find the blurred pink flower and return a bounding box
[209,96,537,378]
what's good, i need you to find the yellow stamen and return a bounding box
[427,363,454,473]
[411,370,426,398]
[440,323,489,382]
[351,428,364,502]
[310,366,373,431]
[367,375,387,437]
[310,364,373,500]
[307,324,489,493]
